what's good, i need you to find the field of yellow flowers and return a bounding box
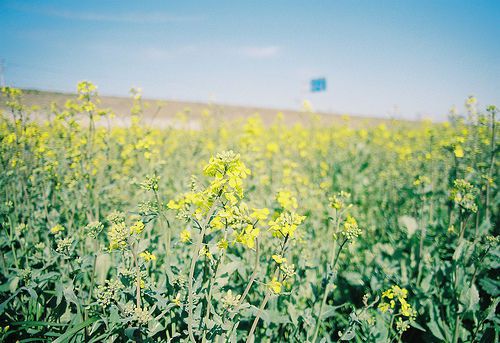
[0,82,498,342]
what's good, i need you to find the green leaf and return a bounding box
[410,320,426,332]
[453,241,465,261]
[339,329,356,340]
[9,276,19,293]
[428,305,452,341]
[427,320,445,340]
[11,321,67,327]
[124,327,140,339]
[398,216,418,238]
[63,283,79,306]
[459,284,480,313]
[52,317,98,343]
[341,271,364,286]
[485,298,499,321]
[479,277,499,296]
[252,307,289,324]
[217,261,241,278]
[321,304,345,320]
[287,302,298,325]
[0,287,37,313]
[420,273,433,293]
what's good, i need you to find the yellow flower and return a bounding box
[276,190,298,210]
[379,302,390,313]
[391,285,408,301]
[210,215,225,230]
[217,238,228,250]
[454,145,464,158]
[199,246,212,259]
[382,288,394,299]
[400,298,415,318]
[251,208,270,221]
[268,277,282,294]
[235,225,259,249]
[139,251,156,262]
[50,224,65,234]
[272,254,287,264]
[379,285,416,319]
[268,212,306,239]
[108,222,128,250]
[266,142,279,155]
[167,199,181,210]
[342,215,361,241]
[172,293,182,306]
[130,221,145,235]
[180,229,191,243]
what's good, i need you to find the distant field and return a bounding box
[0,88,410,128]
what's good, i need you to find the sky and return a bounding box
[0,0,499,120]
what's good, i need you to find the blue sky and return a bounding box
[0,0,499,119]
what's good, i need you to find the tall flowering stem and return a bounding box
[312,192,361,342]
[171,151,250,342]
[187,202,219,343]
[449,179,478,343]
[246,191,304,342]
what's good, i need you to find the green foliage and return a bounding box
[0,84,498,342]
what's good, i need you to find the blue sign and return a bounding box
[311,78,327,92]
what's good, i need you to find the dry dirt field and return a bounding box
[0,89,410,128]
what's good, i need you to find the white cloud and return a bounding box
[239,46,282,59]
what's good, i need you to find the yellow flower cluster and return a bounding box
[129,220,145,235]
[235,224,260,249]
[199,245,212,259]
[329,191,351,210]
[450,179,478,213]
[272,254,287,264]
[180,229,191,243]
[50,224,65,235]
[268,277,282,294]
[203,150,251,202]
[268,211,306,239]
[139,250,156,262]
[378,285,416,320]
[276,190,298,210]
[250,208,270,221]
[341,215,362,241]
[108,222,128,251]
[168,150,251,220]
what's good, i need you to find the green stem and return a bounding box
[452,217,467,343]
[245,291,271,343]
[154,190,171,259]
[187,201,218,343]
[312,238,347,342]
[416,197,427,286]
[246,237,289,342]
[220,238,260,342]
[202,245,226,342]
[131,246,142,308]
[485,110,496,221]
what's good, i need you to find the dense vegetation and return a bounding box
[0,83,498,342]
